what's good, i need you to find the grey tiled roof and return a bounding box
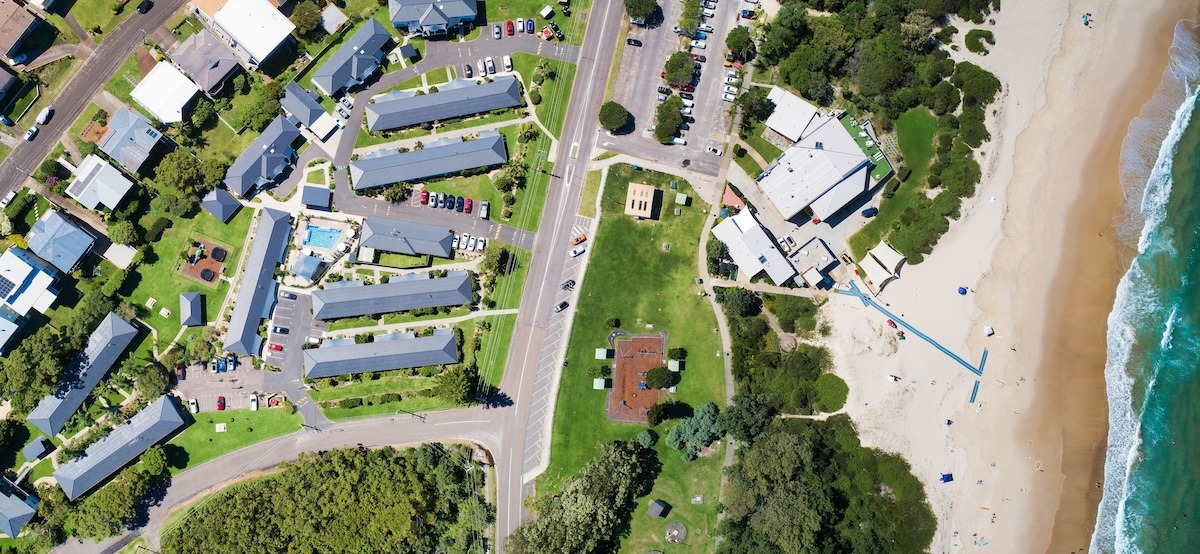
[21,436,49,461]
[200,187,242,223]
[171,29,240,94]
[97,107,162,174]
[26,210,95,273]
[300,184,331,208]
[389,0,477,29]
[0,479,36,539]
[224,116,302,197]
[54,395,185,501]
[223,209,291,356]
[303,332,458,378]
[311,273,471,320]
[281,82,325,128]
[27,313,137,437]
[359,217,453,258]
[180,292,204,327]
[350,135,507,190]
[365,75,521,131]
[311,19,391,96]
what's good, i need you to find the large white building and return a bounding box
[130,62,201,124]
[0,248,59,317]
[195,0,295,69]
[765,87,821,143]
[711,209,796,285]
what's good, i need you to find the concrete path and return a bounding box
[322,308,519,337]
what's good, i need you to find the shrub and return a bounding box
[647,403,670,426]
[644,367,679,390]
[964,29,995,55]
[340,398,363,409]
[529,88,542,104]
[599,101,631,132]
[934,25,958,44]
[636,429,657,448]
[814,373,849,412]
[668,347,687,360]
[897,165,911,182]
[607,317,620,328]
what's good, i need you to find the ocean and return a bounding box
[1091,21,1200,553]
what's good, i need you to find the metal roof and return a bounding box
[97,107,163,174]
[170,29,241,94]
[66,155,135,211]
[224,115,302,197]
[223,208,292,356]
[290,254,322,282]
[311,273,471,320]
[54,395,185,501]
[311,19,392,96]
[0,479,36,539]
[365,75,522,131]
[21,436,49,462]
[300,184,331,208]
[200,187,242,223]
[0,1,36,58]
[27,313,138,437]
[359,216,453,258]
[281,82,326,128]
[26,210,95,273]
[303,332,458,378]
[180,292,205,327]
[349,135,507,190]
[389,0,477,28]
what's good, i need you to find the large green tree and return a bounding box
[107,220,139,245]
[726,26,754,59]
[623,0,657,20]
[653,96,684,144]
[598,101,630,132]
[155,150,209,198]
[290,1,322,36]
[663,51,694,88]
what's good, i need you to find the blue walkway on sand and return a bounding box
[838,282,988,377]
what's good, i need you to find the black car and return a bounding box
[446,195,456,209]
[626,38,642,47]
[553,301,569,313]
[455,196,465,212]
[561,279,576,290]
[680,92,694,100]
[683,115,695,123]
[280,291,297,300]
[464,63,473,78]
[657,86,671,95]
[137,0,152,13]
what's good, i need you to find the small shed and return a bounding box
[398,43,417,61]
[592,378,608,390]
[674,192,688,205]
[21,436,50,461]
[179,292,205,327]
[648,499,669,518]
[595,348,609,359]
[667,359,681,372]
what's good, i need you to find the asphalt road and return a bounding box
[0,0,189,195]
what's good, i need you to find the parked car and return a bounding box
[485,57,496,74]
[721,92,736,102]
[672,25,687,35]
[706,146,723,156]
[216,396,226,411]
[459,234,471,249]
[464,63,473,78]
[740,8,756,18]
[23,126,36,141]
[452,235,460,249]
[0,114,10,126]
[455,196,464,212]
[680,84,695,92]
[480,200,490,219]
[446,194,457,209]
[188,398,199,413]
[526,18,535,33]
[724,85,739,94]
[437,192,446,207]
[467,236,478,251]
[336,107,349,118]
[697,24,714,32]
[561,279,576,290]
[136,0,153,13]
[493,24,502,39]
[680,106,693,115]
[250,395,259,411]
[701,8,715,17]
[657,86,671,95]
[656,94,667,102]
[516,18,525,33]
[506,19,514,35]
[553,301,569,313]
[672,137,688,146]
[475,238,486,252]
[340,96,353,109]
[862,207,879,218]
[35,107,52,125]
[693,31,707,40]
[503,55,513,72]
[549,21,563,39]
[268,344,283,351]
[569,246,586,257]
[227,354,237,370]
[0,191,16,209]
[280,291,297,300]
[272,326,288,334]
[626,38,642,47]
[693,54,707,62]
[420,189,429,204]
[680,92,694,100]
[703,1,717,9]
[690,40,707,49]
[464,198,473,213]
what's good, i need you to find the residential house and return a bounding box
[303,331,458,378]
[223,208,291,356]
[358,216,453,259]
[300,184,330,209]
[0,64,17,104]
[0,478,37,539]
[0,247,59,317]
[350,134,507,190]
[224,115,301,197]
[0,307,18,354]
[365,75,522,132]
[130,61,201,124]
[66,155,135,211]
[280,82,337,141]
[199,187,242,223]
[388,0,477,37]
[97,107,164,175]
[311,272,472,320]
[170,28,241,95]
[0,0,36,66]
[311,19,391,97]
[710,209,796,286]
[26,210,96,273]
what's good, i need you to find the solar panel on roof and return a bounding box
[0,276,14,299]
[66,179,89,197]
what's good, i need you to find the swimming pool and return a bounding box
[303,226,342,249]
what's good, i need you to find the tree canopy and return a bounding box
[107,220,139,245]
[654,96,684,144]
[598,101,631,132]
[726,26,754,59]
[290,1,322,37]
[663,51,694,88]
[623,0,657,20]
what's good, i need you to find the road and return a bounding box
[0,0,189,196]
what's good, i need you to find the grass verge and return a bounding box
[165,408,303,474]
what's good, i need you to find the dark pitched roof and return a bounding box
[180,292,205,327]
[311,19,391,96]
[171,29,241,94]
[223,209,291,356]
[0,64,16,96]
[27,313,137,437]
[311,273,471,320]
[0,1,36,59]
[359,217,453,258]
[26,210,95,273]
[365,75,522,131]
[300,184,331,208]
[224,116,302,197]
[350,135,507,190]
[281,82,325,128]
[389,0,477,28]
[54,395,185,501]
[397,43,417,60]
[303,332,458,378]
[0,479,36,539]
[290,254,322,282]
[21,436,50,461]
[200,187,242,223]
[97,107,163,174]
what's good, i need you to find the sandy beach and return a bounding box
[819,0,1199,552]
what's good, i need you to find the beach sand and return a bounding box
[819,0,1198,551]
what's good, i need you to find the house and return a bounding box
[223,208,291,356]
[358,216,454,259]
[764,87,821,144]
[0,0,36,66]
[200,187,242,223]
[224,115,302,197]
[311,19,392,97]
[303,331,458,378]
[0,478,37,539]
[0,307,19,353]
[311,272,472,320]
[21,436,50,461]
[170,29,241,95]
[300,184,331,209]
[27,313,138,437]
[624,183,658,219]
[130,61,201,124]
[710,209,796,286]
[0,247,59,317]
[350,135,507,190]
[756,114,873,222]
[180,292,205,327]
[26,210,96,273]
[66,155,135,211]
[97,107,164,175]
[388,0,477,36]
[0,64,17,103]
[195,0,296,69]
[54,395,185,501]
[366,75,522,132]
[290,254,323,284]
[281,83,338,141]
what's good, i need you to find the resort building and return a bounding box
[66,155,136,211]
[756,115,874,222]
[180,292,205,327]
[764,87,821,144]
[303,331,459,378]
[281,83,338,141]
[27,313,138,436]
[26,210,96,273]
[97,107,164,175]
[223,208,292,356]
[710,209,796,286]
[224,115,301,197]
[193,0,295,69]
[365,75,522,132]
[388,0,477,37]
[300,184,331,210]
[200,187,242,223]
[624,183,659,219]
[130,62,201,124]
[290,254,323,285]
[0,247,60,316]
[0,0,37,66]
[350,135,507,190]
[170,29,241,95]
[311,272,472,320]
[358,216,454,259]
[54,395,186,501]
[0,478,37,539]
[311,19,392,97]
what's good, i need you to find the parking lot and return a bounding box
[604,0,748,175]
[176,358,267,413]
[265,291,324,370]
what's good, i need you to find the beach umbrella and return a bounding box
[958,287,968,295]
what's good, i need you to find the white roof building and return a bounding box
[130,62,201,123]
[711,210,796,285]
[756,113,873,222]
[66,155,135,211]
[0,248,59,317]
[212,0,295,67]
[765,87,821,144]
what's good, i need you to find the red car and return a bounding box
[216,396,226,411]
[268,343,282,351]
[680,84,695,92]
[506,20,514,35]
[464,198,473,213]
[420,189,429,204]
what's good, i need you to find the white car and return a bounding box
[476,237,486,252]
[680,107,693,115]
[460,234,471,249]
[250,395,259,411]
[23,126,36,141]
[722,93,736,102]
[698,24,714,32]
[0,191,16,209]
[724,85,740,95]
[706,146,723,156]
[569,246,586,257]
[690,40,707,49]
[485,57,496,74]
[503,55,513,72]
[516,18,525,32]
[477,59,486,75]
[188,397,199,413]
[702,8,716,17]
[452,235,460,249]
[726,76,740,84]
[672,137,688,146]
[467,236,478,251]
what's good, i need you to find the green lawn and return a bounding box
[104,50,145,107]
[743,120,783,163]
[476,314,515,388]
[538,164,725,552]
[165,408,303,474]
[395,72,425,90]
[327,315,380,331]
[15,58,83,127]
[847,107,937,259]
[380,305,471,325]
[436,110,525,133]
[508,133,552,232]
[168,15,203,42]
[734,149,763,177]
[305,169,325,184]
[70,0,135,41]
[512,54,577,139]
[491,247,530,310]
[579,170,601,218]
[840,115,894,182]
[377,252,433,268]
[427,66,451,85]
[195,119,259,164]
[2,80,36,121]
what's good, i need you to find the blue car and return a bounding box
[217,358,227,373]
[227,354,238,370]
[861,207,879,218]
[525,18,534,33]
[693,31,707,39]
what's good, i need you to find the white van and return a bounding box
[702,8,715,17]
[672,137,688,146]
[307,336,322,345]
[480,200,490,219]
[503,55,513,72]
[681,98,695,107]
[697,24,714,32]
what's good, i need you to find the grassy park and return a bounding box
[165,408,303,474]
[512,54,577,139]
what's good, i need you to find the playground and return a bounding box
[179,238,230,286]
[606,333,668,424]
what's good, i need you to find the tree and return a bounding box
[644,366,679,389]
[108,220,139,245]
[481,246,513,275]
[201,158,228,189]
[718,393,775,443]
[71,467,151,539]
[647,402,671,426]
[654,96,684,144]
[290,1,322,37]
[734,86,775,126]
[434,365,477,405]
[382,184,410,203]
[155,150,207,198]
[140,445,169,479]
[663,51,694,88]
[666,402,721,456]
[726,26,754,59]
[190,97,216,129]
[186,327,217,363]
[716,287,760,316]
[636,429,657,448]
[598,101,630,132]
[668,347,687,360]
[133,362,170,402]
[623,0,657,20]
[0,212,11,236]
[759,3,808,64]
